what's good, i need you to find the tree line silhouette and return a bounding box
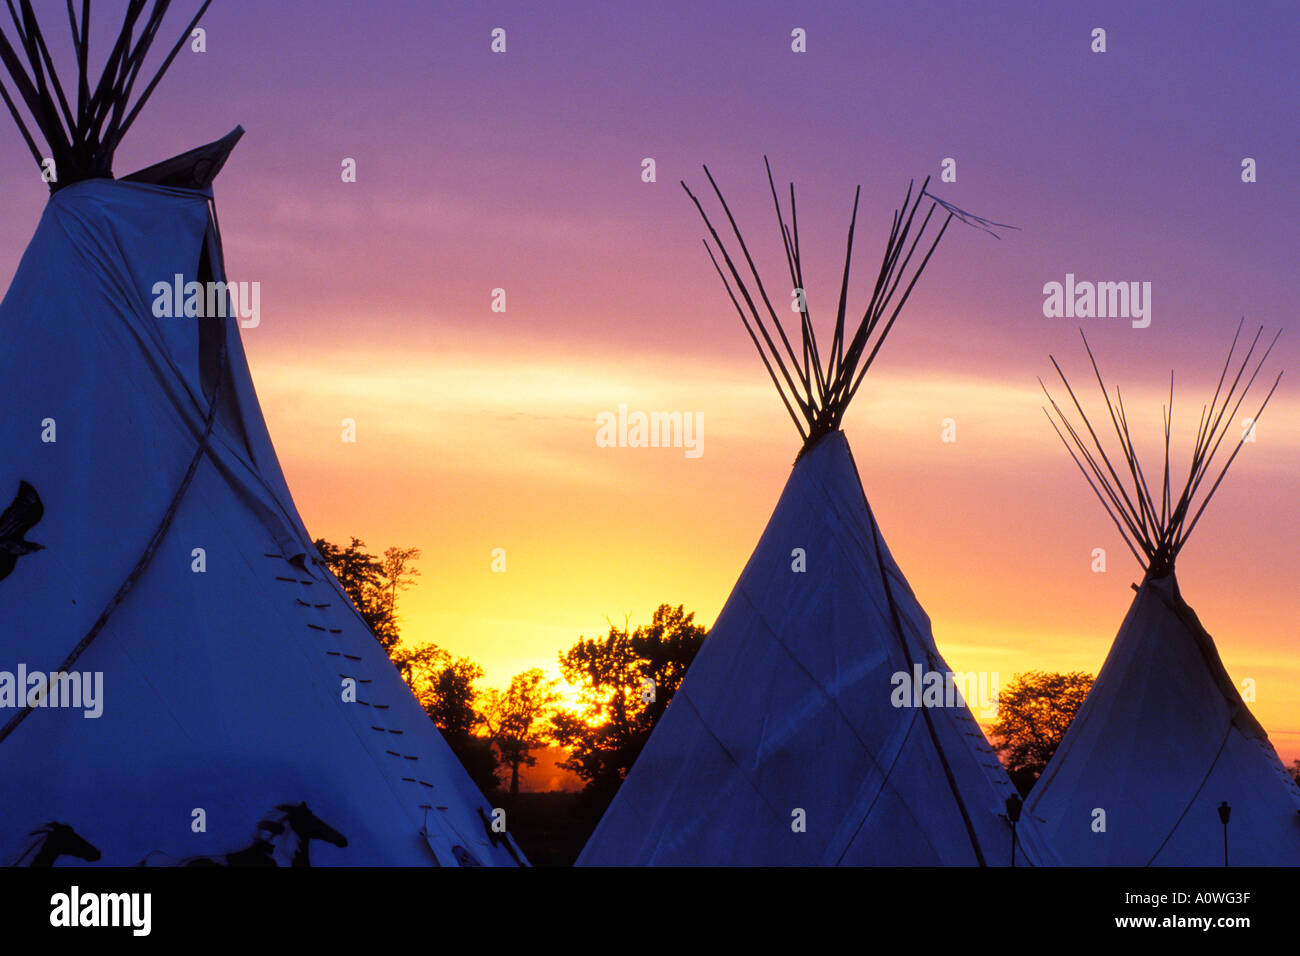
[316,537,1130,808]
[314,537,706,804]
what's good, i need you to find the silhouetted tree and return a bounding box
[314,537,400,650]
[991,671,1094,796]
[424,656,485,740]
[397,644,498,793]
[316,537,498,791]
[381,546,421,625]
[389,641,444,692]
[483,669,561,796]
[552,604,706,809]
[629,604,705,728]
[1289,760,1300,787]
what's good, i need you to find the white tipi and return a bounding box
[1022,328,1298,866]
[578,162,1027,865]
[0,3,524,867]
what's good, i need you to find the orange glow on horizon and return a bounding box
[245,322,1300,767]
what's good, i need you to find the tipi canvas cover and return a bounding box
[1022,329,1299,866]
[1023,574,1300,865]
[579,163,1027,865]
[0,4,523,867]
[580,431,1024,865]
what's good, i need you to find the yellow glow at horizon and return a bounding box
[244,331,1300,761]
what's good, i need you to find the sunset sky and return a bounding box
[1,1,1296,759]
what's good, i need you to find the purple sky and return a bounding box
[5,2,1296,375]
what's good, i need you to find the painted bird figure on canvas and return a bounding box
[0,480,44,582]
